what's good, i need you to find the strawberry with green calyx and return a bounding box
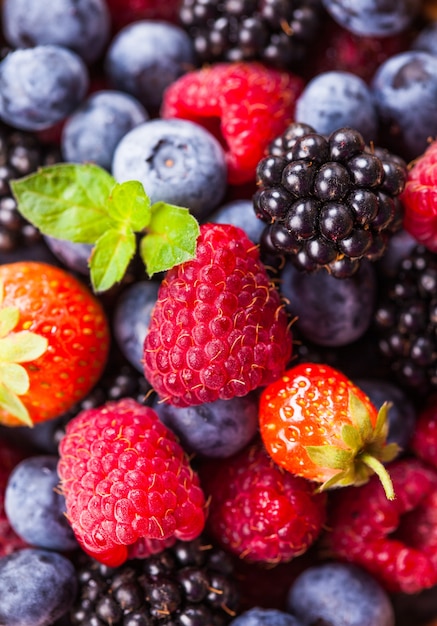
[10,163,200,293]
[259,363,400,500]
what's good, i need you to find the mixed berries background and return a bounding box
[3,1,437,626]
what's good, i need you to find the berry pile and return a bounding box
[3,2,437,626]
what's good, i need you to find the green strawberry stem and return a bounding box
[359,452,395,500]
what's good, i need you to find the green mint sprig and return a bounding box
[10,163,200,292]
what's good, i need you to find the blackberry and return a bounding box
[178,0,323,69]
[255,124,407,278]
[70,537,240,626]
[374,244,437,396]
[0,122,62,253]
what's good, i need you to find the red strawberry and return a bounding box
[259,363,399,498]
[58,397,206,567]
[321,458,437,594]
[0,261,110,427]
[160,62,304,185]
[143,222,293,407]
[400,138,437,251]
[201,440,327,564]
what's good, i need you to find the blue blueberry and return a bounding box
[371,51,437,162]
[152,392,259,458]
[0,548,78,626]
[354,378,417,450]
[280,259,377,347]
[230,607,303,626]
[5,455,78,552]
[286,562,395,626]
[44,236,92,275]
[295,71,378,143]
[321,0,419,37]
[105,20,196,111]
[112,119,228,220]
[209,199,265,244]
[113,280,160,372]
[2,0,111,64]
[0,45,89,131]
[411,21,437,57]
[61,90,149,171]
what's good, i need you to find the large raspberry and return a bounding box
[143,223,293,407]
[160,62,304,185]
[201,441,326,564]
[401,139,437,251]
[322,458,437,594]
[58,398,206,567]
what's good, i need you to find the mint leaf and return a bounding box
[140,202,200,276]
[107,181,152,231]
[11,163,115,243]
[90,229,136,292]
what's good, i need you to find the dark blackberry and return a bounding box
[178,0,324,70]
[0,122,62,253]
[255,124,407,278]
[70,537,240,626]
[374,245,437,396]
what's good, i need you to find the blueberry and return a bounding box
[280,259,377,347]
[105,20,196,111]
[112,119,228,220]
[295,71,378,143]
[0,548,78,626]
[2,0,111,64]
[354,378,417,450]
[113,280,160,372]
[371,51,437,162]
[321,0,419,37]
[411,21,437,57]
[44,236,92,275]
[230,607,303,626]
[152,392,259,458]
[209,199,265,243]
[61,90,149,171]
[5,455,78,552]
[0,45,89,131]
[286,562,395,626]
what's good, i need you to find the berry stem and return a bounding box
[360,453,395,501]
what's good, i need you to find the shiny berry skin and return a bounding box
[202,441,327,564]
[0,261,110,427]
[143,223,292,407]
[259,362,399,495]
[58,398,206,567]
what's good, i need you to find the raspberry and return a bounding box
[160,62,304,185]
[322,458,437,594]
[201,441,327,564]
[143,223,293,407]
[400,139,437,252]
[410,400,437,470]
[58,398,206,567]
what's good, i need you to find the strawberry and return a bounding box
[58,397,206,567]
[143,222,293,407]
[0,261,110,427]
[321,458,437,594]
[200,440,327,564]
[259,362,399,498]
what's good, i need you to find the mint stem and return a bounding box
[360,452,395,501]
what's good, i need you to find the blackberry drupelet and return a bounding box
[0,123,62,253]
[375,245,437,396]
[178,0,323,69]
[255,124,406,278]
[70,537,240,626]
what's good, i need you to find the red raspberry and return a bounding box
[58,398,206,567]
[0,440,28,557]
[322,458,437,594]
[201,441,327,564]
[160,62,304,185]
[401,139,437,251]
[410,399,437,469]
[143,223,293,407]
